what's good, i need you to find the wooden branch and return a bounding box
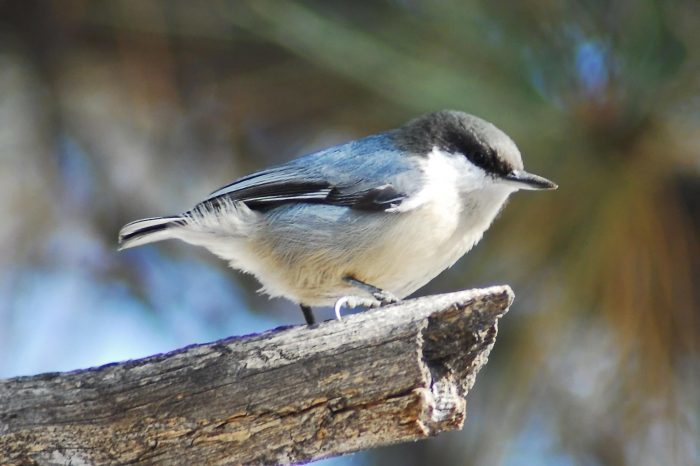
[0,286,513,465]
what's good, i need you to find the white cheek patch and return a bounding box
[391,147,489,212]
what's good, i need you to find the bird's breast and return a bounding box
[360,184,513,297]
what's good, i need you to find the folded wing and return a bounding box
[200,134,418,212]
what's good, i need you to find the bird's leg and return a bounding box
[343,275,400,305]
[300,304,315,325]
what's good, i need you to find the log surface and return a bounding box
[0,286,514,465]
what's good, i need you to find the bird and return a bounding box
[118,110,557,325]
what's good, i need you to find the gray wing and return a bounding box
[200,134,420,212]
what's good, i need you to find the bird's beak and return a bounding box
[503,170,558,190]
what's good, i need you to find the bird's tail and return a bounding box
[118,215,186,250]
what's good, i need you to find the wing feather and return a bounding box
[199,134,419,212]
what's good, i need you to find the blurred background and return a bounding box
[0,1,698,465]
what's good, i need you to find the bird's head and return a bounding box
[394,110,558,192]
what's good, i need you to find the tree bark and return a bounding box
[0,286,513,465]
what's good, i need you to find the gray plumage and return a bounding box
[119,110,556,320]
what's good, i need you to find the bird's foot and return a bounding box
[370,289,399,306]
[333,296,381,321]
[343,275,401,307]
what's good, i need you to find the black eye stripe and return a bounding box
[391,110,516,177]
[442,130,512,176]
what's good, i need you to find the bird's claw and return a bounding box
[333,290,401,320]
[334,296,380,321]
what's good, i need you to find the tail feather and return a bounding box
[118,216,185,250]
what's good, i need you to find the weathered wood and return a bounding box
[0,286,513,465]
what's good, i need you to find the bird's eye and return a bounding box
[462,146,510,177]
